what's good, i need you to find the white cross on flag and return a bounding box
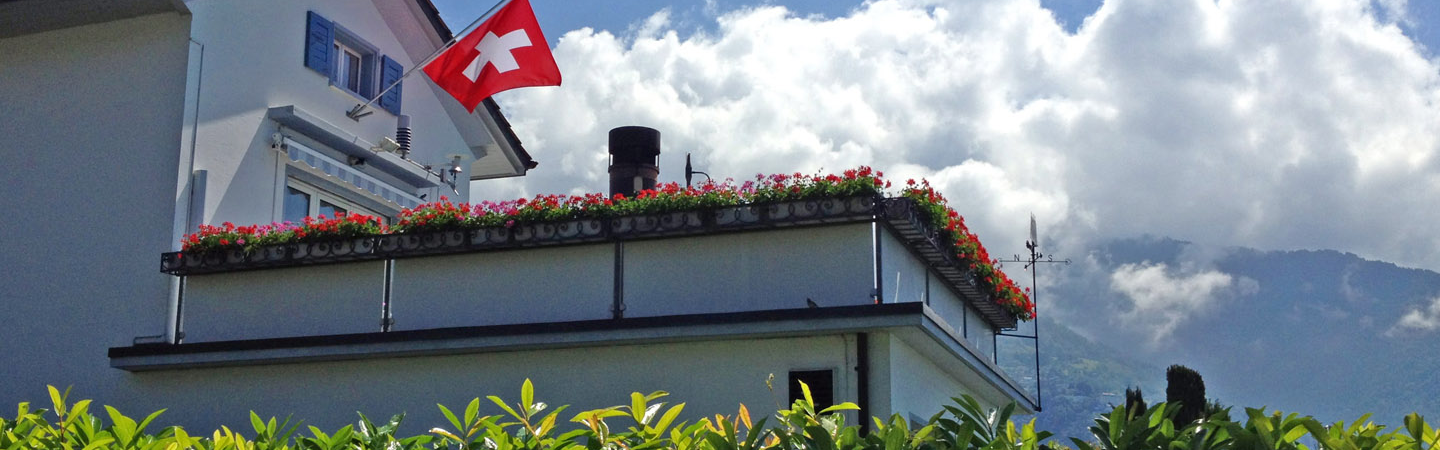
[424,0,560,112]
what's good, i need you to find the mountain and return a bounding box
[998,315,1161,441]
[1021,237,1440,433]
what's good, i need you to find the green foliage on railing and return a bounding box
[5,382,1438,450]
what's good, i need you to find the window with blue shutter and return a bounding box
[304,12,333,76]
[303,11,404,114]
[379,56,403,115]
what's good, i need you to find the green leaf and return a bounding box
[654,404,685,434]
[629,392,647,424]
[465,398,481,428]
[520,379,534,414]
[799,381,814,410]
[47,386,65,417]
[250,412,266,435]
[488,396,520,422]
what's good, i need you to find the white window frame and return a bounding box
[329,25,379,100]
[284,179,382,223]
[270,135,422,225]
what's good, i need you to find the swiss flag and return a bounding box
[423,0,560,112]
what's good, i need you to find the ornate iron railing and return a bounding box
[160,195,1016,328]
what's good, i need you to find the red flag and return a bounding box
[424,0,560,111]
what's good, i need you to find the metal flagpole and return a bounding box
[347,0,513,120]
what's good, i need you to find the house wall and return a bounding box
[879,230,929,305]
[625,224,874,315]
[182,262,389,342]
[183,0,483,227]
[0,10,191,415]
[0,0,516,420]
[881,335,1000,423]
[119,335,856,434]
[878,229,998,363]
[391,245,614,330]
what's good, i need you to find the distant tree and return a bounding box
[1166,364,1206,424]
[1202,397,1231,422]
[1124,386,1147,419]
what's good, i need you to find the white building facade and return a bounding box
[0,0,1034,434]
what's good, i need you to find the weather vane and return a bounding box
[996,213,1070,412]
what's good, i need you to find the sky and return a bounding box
[431,0,1440,344]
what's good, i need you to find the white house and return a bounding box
[0,0,1036,434]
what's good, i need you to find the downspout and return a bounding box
[856,332,871,435]
[166,36,206,345]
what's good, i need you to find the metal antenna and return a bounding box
[996,213,1070,412]
[684,153,710,188]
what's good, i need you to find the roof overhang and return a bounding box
[0,0,189,39]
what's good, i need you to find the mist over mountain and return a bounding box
[999,236,1440,440]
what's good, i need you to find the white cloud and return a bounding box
[479,0,1440,275]
[1109,262,1236,344]
[1388,296,1440,335]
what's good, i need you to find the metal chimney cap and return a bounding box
[608,126,661,163]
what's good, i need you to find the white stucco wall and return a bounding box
[182,262,388,342]
[965,305,996,361]
[118,335,855,434]
[182,0,490,227]
[879,230,929,305]
[0,0,518,420]
[0,11,191,414]
[390,245,614,330]
[624,225,874,316]
[884,336,999,423]
[879,229,997,364]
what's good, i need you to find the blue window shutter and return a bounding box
[379,55,403,115]
[304,12,334,76]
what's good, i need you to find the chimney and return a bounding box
[608,126,660,198]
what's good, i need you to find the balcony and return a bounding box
[116,196,1019,376]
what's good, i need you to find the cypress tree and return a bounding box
[1124,386,1147,419]
[1166,364,1206,424]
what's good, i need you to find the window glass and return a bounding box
[343,50,361,92]
[284,187,311,223]
[332,40,369,97]
[319,200,347,218]
[285,180,385,224]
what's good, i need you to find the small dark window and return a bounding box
[788,370,834,410]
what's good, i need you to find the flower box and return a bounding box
[165,167,1033,325]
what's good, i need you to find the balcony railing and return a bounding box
[160,196,1016,346]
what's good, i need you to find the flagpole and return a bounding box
[347,0,513,120]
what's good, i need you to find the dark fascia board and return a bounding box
[108,302,1036,410]
[0,0,187,39]
[109,303,926,368]
[411,0,537,172]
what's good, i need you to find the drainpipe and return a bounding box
[857,332,871,434]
